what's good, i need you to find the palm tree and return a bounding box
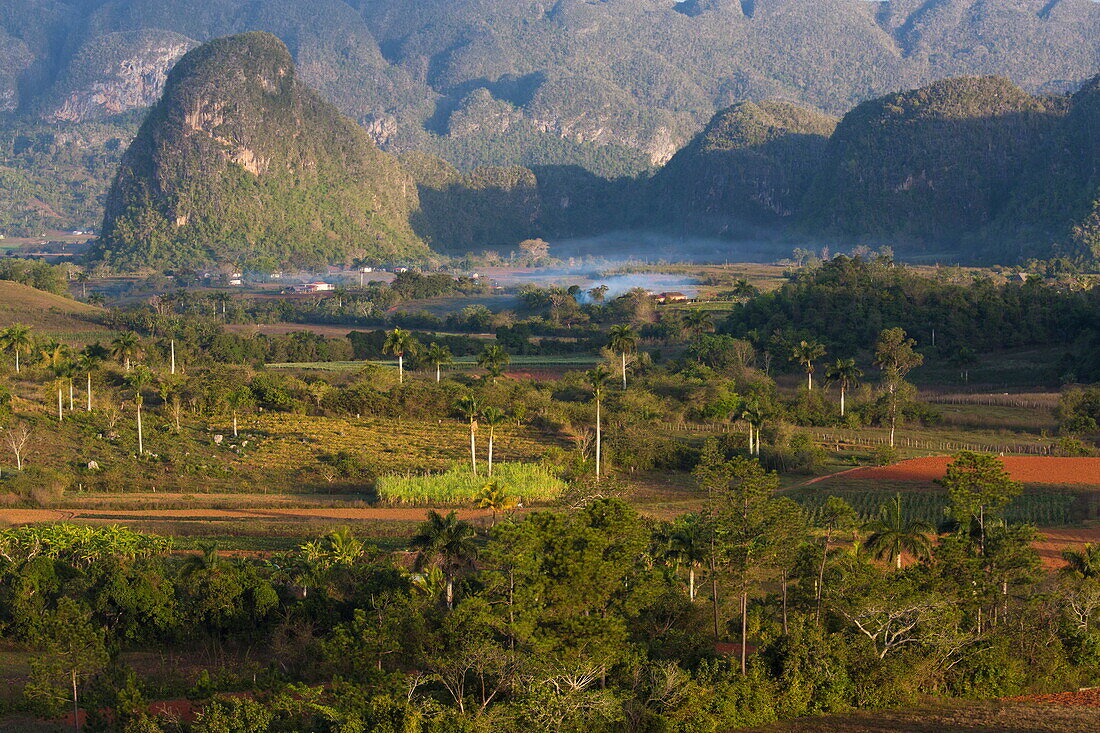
[481,407,507,476]
[1061,543,1100,580]
[824,358,863,417]
[425,342,453,383]
[664,514,710,601]
[790,339,826,390]
[111,331,141,371]
[476,482,516,527]
[741,399,765,456]
[608,324,638,389]
[456,394,481,476]
[683,310,713,335]
[39,342,70,421]
[78,344,108,411]
[181,541,222,576]
[730,279,758,300]
[586,365,612,480]
[476,344,510,380]
[126,366,154,455]
[1,324,33,373]
[75,271,90,299]
[383,328,418,384]
[410,510,478,609]
[863,495,934,570]
[225,385,253,438]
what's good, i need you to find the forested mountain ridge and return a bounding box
[2,0,1098,174]
[93,32,428,271]
[649,73,1100,264]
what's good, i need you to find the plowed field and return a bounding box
[843,456,1100,485]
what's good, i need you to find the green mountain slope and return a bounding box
[650,101,837,227]
[93,32,428,271]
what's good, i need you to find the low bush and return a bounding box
[377,462,566,504]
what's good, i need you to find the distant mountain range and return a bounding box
[2,0,1099,173]
[2,2,1099,267]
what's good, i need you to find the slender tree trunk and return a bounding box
[398,354,403,384]
[740,588,748,675]
[595,397,601,479]
[14,350,19,373]
[446,577,454,610]
[232,414,238,438]
[488,428,494,477]
[69,380,74,411]
[816,540,829,625]
[57,387,63,422]
[170,340,176,375]
[86,372,92,411]
[710,545,720,641]
[689,566,695,602]
[782,577,789,635]
[840,386,846,417]
[136,404,143,455]
[470,424,477,476]
[807,371,812,391]
[72,668,79,733]
[621,351,627,389]
[896,552,902,570]
[436,364,441,383]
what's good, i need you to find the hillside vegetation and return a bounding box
[94,32,429,271]
[1,0,1098,173]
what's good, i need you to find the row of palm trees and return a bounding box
[0,325,159,456]
[382,329,511,383]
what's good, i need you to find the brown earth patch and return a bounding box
[844,457,1100,486]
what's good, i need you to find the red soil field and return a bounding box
[1033,527,1100,570]
[844,456,1100,485]
[1004,688,1100,707]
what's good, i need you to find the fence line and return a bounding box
[927,395,1056,410]
[661,422,1052,455]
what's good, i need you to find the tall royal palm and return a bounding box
[1,324,33,373]
[78,343,109,411]
[586,365,612,479]
[481,407,507,476]
[608,324,638,389]
[863,494,934,570]
[111,331,142,371]
[39,342,71,421]
[410,510,478,609]
[824,358,863,417]
[383,328,418,384]
[456,394,481,475]
[425,342,453,383]
[126,366,154,455]
[664,514,710,601]
[790,339,826,390]
[476,344,510,380]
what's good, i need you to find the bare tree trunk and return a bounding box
[689,567,695,602]
[740,588,748,675]
[621,351,627,389]
[595,397,602,479]
[72,668,79,733]
[436,364,441,383]
[782,577,789,635]
[170,340,176,375]
[398,354,403,384]
[69,380,74,411]
[233,414,238,438]
[86,372,92,411]
[488,428,494,477]
[57,387,63,422]
[137,405,143,455]
[470,425,477,476]
[840,386,846,417]
[710,548,720,641]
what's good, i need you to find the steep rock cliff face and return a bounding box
[45,30,197,121]
[95,32,427,270]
